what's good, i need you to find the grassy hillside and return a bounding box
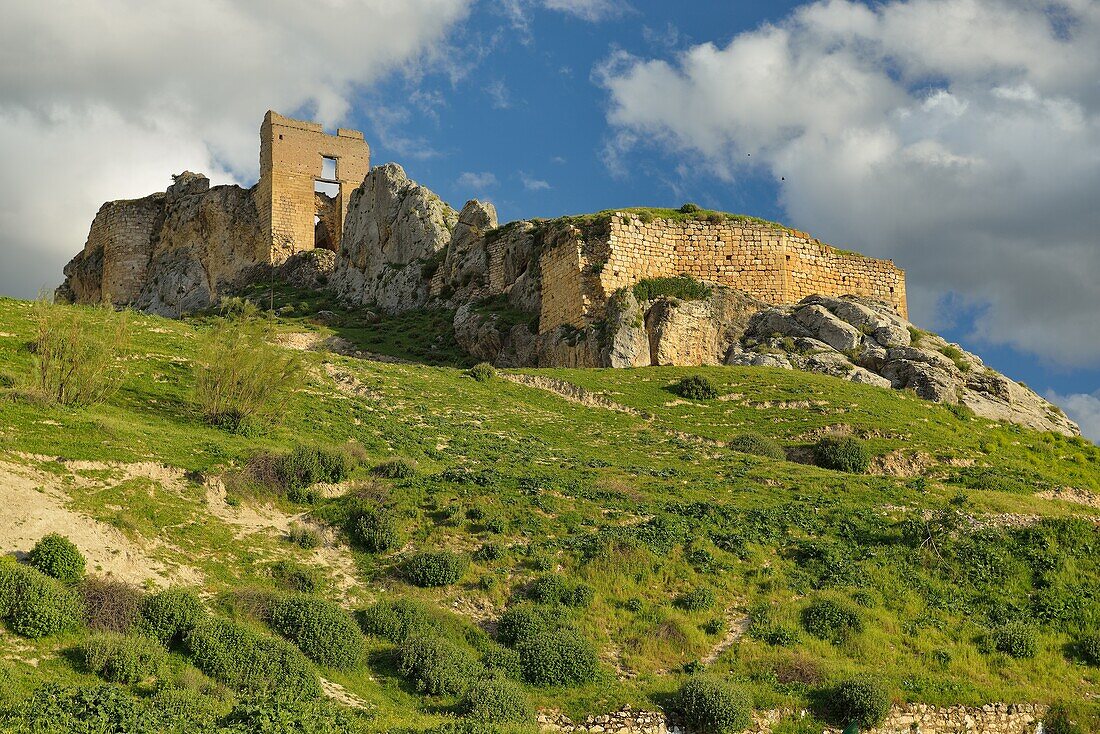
[0,295,1098,733]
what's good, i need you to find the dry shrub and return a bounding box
[769,653,824,686]
[79,578,144,633]
[29,298,130,406]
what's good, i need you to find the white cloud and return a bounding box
[520,172,551,191]
[543,0,629,22]
[457,171,499,190]
[486,80,512,110]
[0,0,472,299]
[597,0,1100,367]
[1047,390,1100,444]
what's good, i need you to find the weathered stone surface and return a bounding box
[438,199,499,303]
[330,163,458,312]
[57,175,265,315]
[730,295,1078,435]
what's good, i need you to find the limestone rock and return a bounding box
[331,163,458,312]
[439,199,499,303]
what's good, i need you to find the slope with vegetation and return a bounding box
[0,294,1098,733]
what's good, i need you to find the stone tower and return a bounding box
[255,110,371,264]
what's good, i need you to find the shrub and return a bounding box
[28,532,85,582]
[277,445,356,495]
[29,299,130,406]
[825,674,892,729]
[80,632,167,683]
[268,559,328,594]
[462,678,533,724]
[193,319,302,431]
[79,578,144,633]
[404,551,469,588]
[496,604,560,647]
[990,622,1038,659]
[139,588,205,648]
[529,575,595,608]
[673,375,720,400]
[1075,631,1100,665]
[475,543,505,562]
[813,436,870,473]
[358,598,440,643]
[1045,702,1100,734]
[351,503,402,553]
[267,594,363,670]
[373,459,415,479]
[185,617,320,699]
[728,433,786,460]
[801,598,862,644]
[398,633,482,696]
[676,587,716,612]
[677,676,753,734]
[287,524,323,550]
[517,629,599,686]
[468,362,496,382]
[0,563,83,638]
[679,203,701,214]
[633,275,711,303]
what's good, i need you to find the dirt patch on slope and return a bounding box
[500,373,647,416]
[0,460,199,588]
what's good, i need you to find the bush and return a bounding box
[79,578,144,633]
[679,203,701,214]
[358,598,440,643]
[351,503,402,553]
[139,588,205,647]
[267,594,363,670]
[80,632,167,683]
[29,299,130,406]
[677,676,753,734]
[528,575,595,608]
[268,559,328,594]
[398,633,482,696]
[462,678,533,724]
[990,622,1038,659]
[813,436,870,473]
[496,604,560,647]
[404,551,469,588]
[676,587,716,612]
[673,375,720,400]
[373,459,415,479]
[185,617,321,699]
[468,362,496,382]
[0,563,83,638]
[287,524,323,549]
[277,445,357,495]
[193,319,302,431]
[633,275,711,303]
[801,598,862,644]
[825,675,892,729]
[1075,631,1100,665]
[728,433,786,460]
[28,533,85,582]
[517,629,599,686]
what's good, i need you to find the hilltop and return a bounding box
[0,294,1098,733]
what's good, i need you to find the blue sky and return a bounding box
[1,0,1098,438]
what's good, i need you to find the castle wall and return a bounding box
[256,111,370,264]
[88,194,165,305]
[537,213,907,334]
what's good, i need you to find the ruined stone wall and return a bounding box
[82,194,165,305]
[539,703,1045,734]
[256,111,370,264]
[534,213,906,334]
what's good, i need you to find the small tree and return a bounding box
[30,298,130,406]
[193,319,302,431]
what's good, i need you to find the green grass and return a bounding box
[0,295,1098,730]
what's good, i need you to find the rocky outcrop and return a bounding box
[57,172,265,316]
[727,295,1078,435]
[330,163,458,313]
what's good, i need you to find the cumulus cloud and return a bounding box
[1047,390,1100,444]
[0,0,471,298]
[520,172,552,191]
[597,0,1100,367]
[457,171,499,190]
